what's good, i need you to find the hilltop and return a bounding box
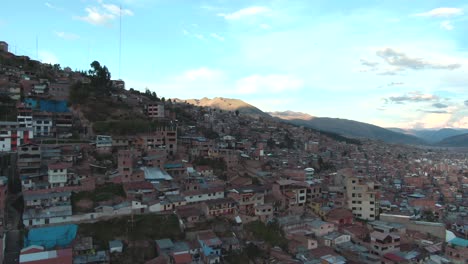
[175,97,270,119]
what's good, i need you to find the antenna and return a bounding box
[119,4,122,79]
[36,36,38,59]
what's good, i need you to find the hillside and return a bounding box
[387,128,468,143]
[272,111,426,145]
[437,133,468,147]
[176,97,270,118]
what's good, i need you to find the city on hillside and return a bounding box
[0,40,467,264]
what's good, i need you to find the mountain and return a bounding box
[268,110,314,120]
[437,133,468,147]
[272,111,426,145]
[388,128,468,143]
[176,97,270,118]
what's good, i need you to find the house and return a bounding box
[141,166,173,183]
[95,135,112,152]
[48,162,71,187]
[197,230,222,264]
[325,208,354,226]
[175,205,203,228]
[155,238,175,256]
[445,237,468,264]
[322,232,351,247]
[183,186,224,204]
[123,181,155,199]
[272,179,308,213]
[19,246,72,264]
[370,231,401,256]
[254,203,274,223]
[145,103,165,119]
[227,185,265,217]
[109,240,123,253]
[169,241,193,264]
[202,198,237,218]
[307,219,336,237]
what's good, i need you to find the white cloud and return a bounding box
[440,21,454,30]
[39,50,59,64]
[194,34,205,40]
[102,4,134,16]
[260,23,272,30]
[210,33,225,41]
[218,6,271,20]
[45,2,62,10]
[54,31,80,40]
[75,2,133,26]
[235,74,303,95]
[414,7,464,18]
[76,7,114,25]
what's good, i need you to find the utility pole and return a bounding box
[119,4,122,79]
[36,35,39,61]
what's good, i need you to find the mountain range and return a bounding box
[179,97,468,147]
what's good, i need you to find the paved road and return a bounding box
[4,193,22,264]
[4,230,20,264]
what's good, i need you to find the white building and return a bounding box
[0,122,34,152]
[33,119,53,137]
[48,163,69,187]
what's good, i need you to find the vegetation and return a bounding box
[93,119,173,135]
[69,61,112,105]
[79,214,183,247]
[0,95,17,121]
[193,156,227,173]
[245,220,288,250]
[72,183,126,212]
[224,243,265,264]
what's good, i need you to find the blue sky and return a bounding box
[1,0,468,129]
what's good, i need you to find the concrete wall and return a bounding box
[380,214,446,239]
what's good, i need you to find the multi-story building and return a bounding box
[202,198,236,218]
[370,231,400,256]
[272,179,308,212]
[18,144,46,192]
[197,230,222,264]
[32,118,53,137]
[145,103,165,119]
[135,126,177,155]
[0,122,33,152]
[17,103,33,129]
[117,149,139,182]
[228,186,266,216]
[47,163,70,187]
[346,176,380,221]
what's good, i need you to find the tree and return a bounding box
[88,61,111,89]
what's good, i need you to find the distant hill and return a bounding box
[268,110,314,120]
[436,133,468,147]
[175,97,270,118]
[272,111,426,145]
[387,128,468,143]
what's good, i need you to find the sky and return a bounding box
[1,0,468,129]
